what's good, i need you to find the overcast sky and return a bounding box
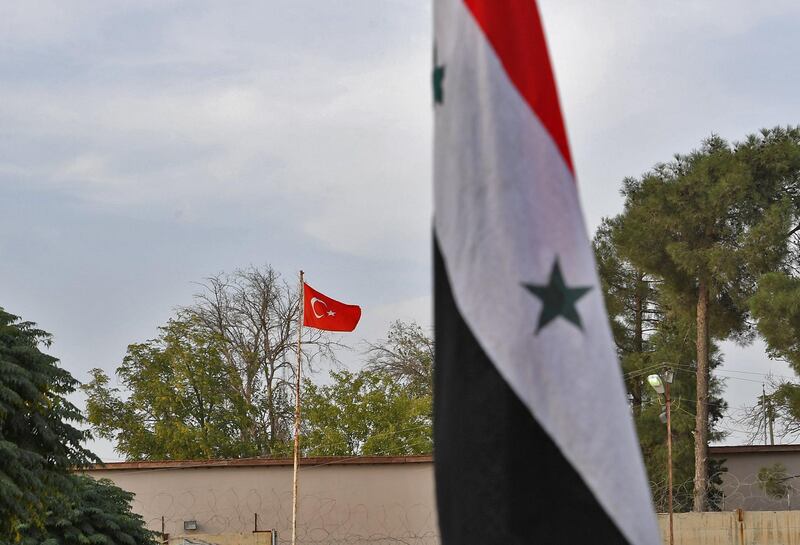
[2,1,799,460]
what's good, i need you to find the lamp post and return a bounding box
[648,368,674,545]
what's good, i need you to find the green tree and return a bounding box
[751,272,800,367]
[595,219,729,511]
[302,369,432,456]
[186,266,337,456]
[83,318,248,459]
[636,314,728,512]
[0,307,153,544]
[757,463,790,500]
[746,273,800,439]
[0,308,95,536]
[17,476,154,545]
[614,128,800,510]
[594,218,661,416]
[83,266,338,460]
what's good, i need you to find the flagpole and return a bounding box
[291,269,304,545]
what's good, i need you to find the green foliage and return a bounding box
[627,315,727,512]
[611,127,800,509]
[0,308,97,536]
[300,320,434,457]
[751,272,800,368]
[83,318,273,459]
[757,463,790,499]
[302,369,432,456]
[742,130,800,441]
[83,266,338,460]
[616,130,797,341]
[0,307,152,544]
[16,475,155,545]
[594,217,728,511]
[593,218,661,413]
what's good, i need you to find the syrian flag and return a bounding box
[433,1,660,544]
[303,283,361,332]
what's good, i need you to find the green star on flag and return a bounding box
[523,259,592,333]
[432,46,445,105]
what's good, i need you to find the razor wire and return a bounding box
[650,470,800,513]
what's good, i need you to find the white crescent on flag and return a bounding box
[310,297,328,319]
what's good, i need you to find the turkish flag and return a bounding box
[303,283,361,332]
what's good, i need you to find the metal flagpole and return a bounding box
[291,270,304,545]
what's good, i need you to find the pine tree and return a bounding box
[594,218,661,416]
[594,224,727,511]
[614,128,800,510]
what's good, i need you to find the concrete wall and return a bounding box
[163,533,274,545]
[130,511,800,545]
[657,510,800,545]
[86,459,438,545]
[88,451,800,545]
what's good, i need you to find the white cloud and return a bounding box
[0,2,432,259]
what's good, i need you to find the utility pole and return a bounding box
[665,374,673,545]
[767,388,775,446]
[763,385,771,446]
[648,367,674,545]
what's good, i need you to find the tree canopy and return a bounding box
[302,368,432,456]
[0,307,153,545]
[303,321,433,456]
[16,476,153,545]
[0,308,95,535]
[594,224,727,512]
[84,266,339,460]
[83,269,434,461]
[83,318,247,459]
[607,127,800,510]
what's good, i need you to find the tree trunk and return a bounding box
[632,290,644,417]
[634,290,643,354]
[693,280,710,512]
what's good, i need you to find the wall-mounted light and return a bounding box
[183,520,198,531]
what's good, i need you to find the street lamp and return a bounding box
[648,368,674,545]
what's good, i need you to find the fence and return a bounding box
[657,510,800,545]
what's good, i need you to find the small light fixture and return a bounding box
[184,520,198,531]
[663,367,674,384]
[648,374,665,395]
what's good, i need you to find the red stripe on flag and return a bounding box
[463,0,573,174]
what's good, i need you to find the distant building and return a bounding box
[710,445,800,511]
[85,455,438,545]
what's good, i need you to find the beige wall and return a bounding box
[89,453,800,545]
[657,510,800,545]
[87,461,438,545]
[162,533,275,545]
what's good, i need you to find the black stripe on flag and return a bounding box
[434,236,631,544]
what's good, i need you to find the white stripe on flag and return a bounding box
[433,1,660,543]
